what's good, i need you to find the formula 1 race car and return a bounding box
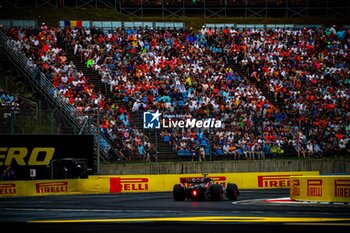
[173,176,239,201]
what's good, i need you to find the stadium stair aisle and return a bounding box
[56,40,178,162]
[229,59,298,158]
[56,42,104,93]
[117,103,178,162]
[230,60,285,111]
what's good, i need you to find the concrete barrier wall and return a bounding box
[101,159,350,175]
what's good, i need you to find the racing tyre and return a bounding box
[209,184,223,201]
[226,183,239,201]
[173,184,186,201]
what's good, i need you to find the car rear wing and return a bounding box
[180,177,212,184]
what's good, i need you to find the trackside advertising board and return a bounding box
[290,175,350,203]
[98,171,319,193]
[0,179,110,196]
[0,171,318,197]
[0,135,94,180]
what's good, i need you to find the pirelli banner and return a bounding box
[0,179,110,196]
[290,175,350,203]
[0,135,94,180]
[0,171,319,197]
[98,171,320,193]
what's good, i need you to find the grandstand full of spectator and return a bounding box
[4,24,350,161]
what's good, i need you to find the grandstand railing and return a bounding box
[0,19,37,28]
[59,20,185,33]
[204,23,322,29]
[0,29,114,163]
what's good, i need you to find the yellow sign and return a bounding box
[0,178,110,197]
[290,175,350,203]
[0,147,54,166]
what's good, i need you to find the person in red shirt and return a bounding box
[335,131,343,140]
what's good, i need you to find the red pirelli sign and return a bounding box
[109,178,149,193]
[36,181,68,194]
[307,179,322,197]
[334,179,350,198]
[291,179,300,196]
[0,183,16,195]
[257,175,293,188]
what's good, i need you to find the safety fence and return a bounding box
[59,20,185,33]
[0,19,36,28]
[204,23,323,29]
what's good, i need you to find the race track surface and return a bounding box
[0,189,349,232]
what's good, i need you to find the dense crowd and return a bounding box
[239,26,349,158]
[5,25,155,162]
[4,23,350,161]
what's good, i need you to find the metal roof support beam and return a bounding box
[204,8,226,18]
[121,8,142,17]
[163,7,185,18]
[328,8,348,18]
[76,0,94,8]
[0,0,17,8]
[288,8,307,18]
[246,7,266,18]
[36,0,57,8]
